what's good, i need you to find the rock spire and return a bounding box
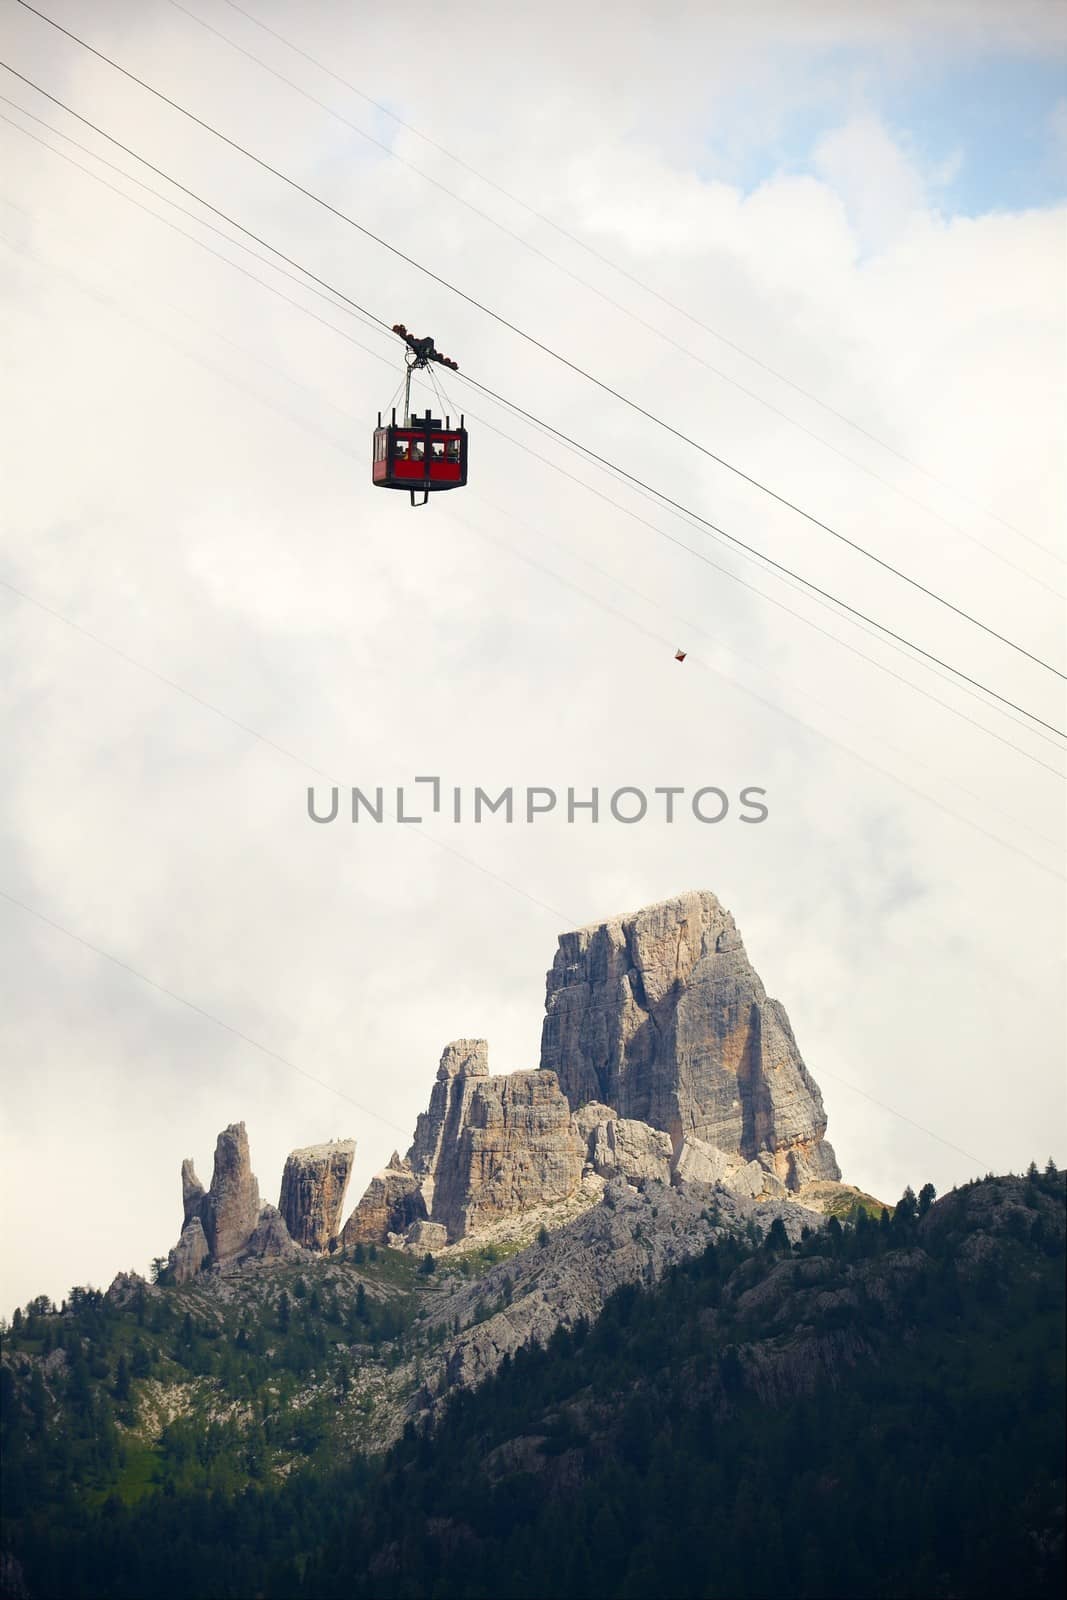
[539,890,840,1190]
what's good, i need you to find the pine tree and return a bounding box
[765,1217,790,1253]
[893,1186,918,1229]
[114,1354,130,1402]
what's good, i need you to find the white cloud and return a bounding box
[0,0,1064,1313]
[812,116,935,254]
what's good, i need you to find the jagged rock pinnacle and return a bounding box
[539,890,840,1190]
[278,1140,356,1251]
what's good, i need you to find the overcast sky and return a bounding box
[1,0,1064,1315]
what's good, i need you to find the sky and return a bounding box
[0,0,1064,1315]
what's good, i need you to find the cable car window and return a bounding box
[412,440,426,460]
[395,438,410,460]
[431,441,445,458]
[445,438,461,461]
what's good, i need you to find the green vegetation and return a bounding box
[0,1255,421,1529]
[1,1167,1063,1599]
[440,1237,527,1278]
[818,1185,892,1221]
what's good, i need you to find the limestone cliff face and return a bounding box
[407,1040,490,1216]
[181,1160,205,1227]
[342,1043,585,1246]
[169,1216,209,1285]
[340,1155,425,1248]
[245,1204,302,1261]
[540,890,840,1190]
[278,1140,355,1251]
[429,1069,585,1241]
[169,1122,299,1279]
[200,1123,262,1265]
[168,890,842,1275]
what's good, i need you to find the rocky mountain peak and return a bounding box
[436,1038,489,1080]
[278,1139,356,1251]
[166,890,843,1279]
[169,1122,292,1282]
[343,1042,584,1247]
[180,1159,204,1226]
[539,889,840,1191]
[200,1122,262,1266]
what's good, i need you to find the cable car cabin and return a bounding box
[372,408,468,506]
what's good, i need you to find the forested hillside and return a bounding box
[2,1168,1063,1600]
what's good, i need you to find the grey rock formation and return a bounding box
[403,1220,449,1251]
[278,1139,356,1251]
[245,1204,302,1261]
[723,1160,770,1200]
[413,1178,812,1410]
[105,1271,147,1306]
[573,1102,619,1146]
[181,1160,205,1227]
[200,1123,262,1266]
[340,1153,426,1247]
[540,890,840,1190]
[428,1067,586,1241]
[407,1040,490,1215]
[670,1135,788,1200]
[671,1133,736,1187]
[170,1122,268,1278]
[341,1043,586,1247]
[169,1216,210,1284]
[587,1116,674,1186]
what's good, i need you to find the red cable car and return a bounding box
[373,325,469,507]
[372,407,468,507]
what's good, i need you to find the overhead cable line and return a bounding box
[0,225,1062,887]
[1,151,1060,795]
[0,99,389,342]
[457,410,1067,782]
[0,568,579,933]
[5,113,1062,792]
[442,486,1063,848]
[164,0,1061,601]
[0,882,991,1168]
[6,97,1062,774]
[458,518,1063,883]
[6,6,1065,681]
[0,886,413,1136]
[1,72,1063,744]
[216,0,1061,570]
[0,433,1000,1170]
[0,212,1029,1168]
[452,369,1067,737]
